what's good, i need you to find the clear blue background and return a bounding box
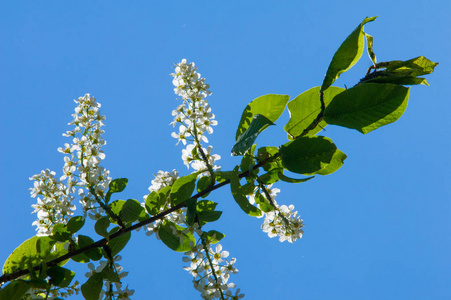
[1,1,450,299]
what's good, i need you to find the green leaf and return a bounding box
[47,266,75,288]
[214,171,234,183]
[360,56,438,86]
[159,221,195,252]
[279,136,338,175]
[324,83,410,134]
[278,173,314,183]
[0,279,48,300]
[321,16,377,92]
[198,211,222,224]
[66,216,85,234]
[240,147,256,172]
[196,175,212,198]
[364,32,377,66]
[235,94,289,140]
[284,86,345,138]
[3,236,55,275]
[197,200,218,212]
[170,173,198,206]
[71,252,90,263]
[195,200,223,225]
[52,224,71,242]
[108,229,131,256]
[0,280,31,300]
[95,217,110,238]
[362,75,430,86]
[316,149,347,175]
[232,114,274,156]
[254,192,275,213]
[100,266,120,283]
[77,235,102,261]
[81,272,103,300]
[145,185,171,215]
[120,199,148,223]
[109,200,126,218]
[186,198,197,226]
[36,237,54,259]
[256,146,281,172]
[230,166,262,217]
[47,242,69,268]
[258,169,281,185]
[383,56,438,76]
[203,230,225,244]
[105,178,128,203]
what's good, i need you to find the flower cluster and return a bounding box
[249,185,304,243]
[183,238,243,300]
[139,60,242,299]
[85,256,134,299]
[24,281,80,299]
[261,203,304,243]
[30,169,76,236]
[170,59,220,175]
[30,94,112,238]
[60,94,111,213]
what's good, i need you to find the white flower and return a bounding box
[212,244,229,264]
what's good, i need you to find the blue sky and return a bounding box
[1,1,450,299]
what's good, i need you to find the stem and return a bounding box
[88,186,125,229]
[201,235,225,300]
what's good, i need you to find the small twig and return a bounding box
[89,186,125,229]
[201,235,225,300]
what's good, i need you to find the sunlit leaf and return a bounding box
[120,199,148,223]
[321,16,377,92]
[159,221,195,252]
[170,173,198,206]
[232,114,274,156]
[284,86,345,138]
[230,167,261,217]
[279,136,337,175]
[78,235,102,261]
[105,178,128,203]
[3,237,55,275]
[235,94,289,140]
[81,272,103,300]
[324,83,410,134]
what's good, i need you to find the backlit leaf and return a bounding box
[324,83,410,134]
[235,94,289,140]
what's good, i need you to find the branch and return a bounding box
[0,158,270,284]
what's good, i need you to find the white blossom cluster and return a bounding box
[24,281,80,299]
[146,169,179,194]
[183,240,243,300]
[29,169,76,236]
[29,94,112,237]
[248,186,304,243]
[60,94,111,212]
[170,59,220,175]
[85,255,134,299]
[140,60,242,299]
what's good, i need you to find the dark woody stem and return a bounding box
[0,157,274,284]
